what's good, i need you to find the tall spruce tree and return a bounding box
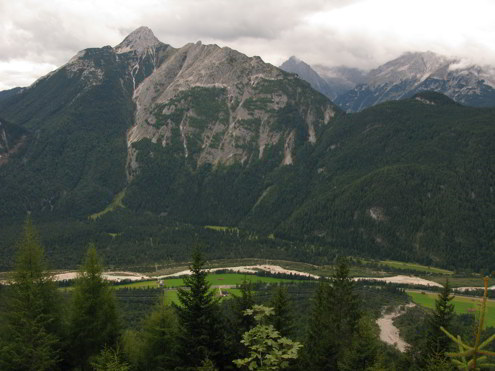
[234,279,255,335]
[302,258,361,370]
[424,279,455,362]
[301,280,336,370]
[0,217,63,371]
[328,258,361,339]
[269,285,294,337]
[67,246,119,370]
[174,250,226,370]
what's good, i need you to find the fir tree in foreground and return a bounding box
[0,217,63,371]
[67,245,120,370]
[440,277,495,370]
[174,249,226,370]
[423,278,455,365]
[301,257,363,370]
[269,285,294,337]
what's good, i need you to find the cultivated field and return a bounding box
[407,291,495,327]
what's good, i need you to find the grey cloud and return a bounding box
[1,0,494,90]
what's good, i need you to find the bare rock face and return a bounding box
[115,26,161,54]
[0,119,27,166]
[124,30,338,178]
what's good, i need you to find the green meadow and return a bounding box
[380,260,453,275]
[161,287,242,305]
[408,291,495,328]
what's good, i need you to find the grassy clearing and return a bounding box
[114,273,299,290]
[408,291,495,328]
[380,260,453,275]
[89,189,126,220]
[162,287,242,305]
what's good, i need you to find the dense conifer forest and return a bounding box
[1,220,494,370]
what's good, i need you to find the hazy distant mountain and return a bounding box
[335,51,495,111]
[312,64,367,96]
[279,56,366,100]
[280,56,336,98]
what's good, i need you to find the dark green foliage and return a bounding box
[269,285,294,337]
[425,279,455,362]
[0,117,28,154]
[0,47,134,219]
[224,279,256,360]
[174,250,226,369]
[67,246,120,369]
[338,316,382,371]
[278,98,495,270]
[233,279,256,335]
[0,218,63,371]
[301,258,361,370]
[126,304,179,370]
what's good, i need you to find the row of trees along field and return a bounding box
[1,218,494,370]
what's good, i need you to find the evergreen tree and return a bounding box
[174,250,226,370]
[338,316,381,371]
[328,258,361,339]
[0,217,63,371]
[301,280,336,370]
[424,279,455,362]
[269,285,294,337]
[301,258,361,370]
[67,246,120,369]
[139,303,179,370]
[234,279,256,335]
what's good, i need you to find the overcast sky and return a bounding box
[1,0,495,90]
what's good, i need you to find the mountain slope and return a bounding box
[274,92,495,269]
[0,27,339,221]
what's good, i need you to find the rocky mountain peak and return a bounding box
[367,51,451,86]
[115,26,162,54]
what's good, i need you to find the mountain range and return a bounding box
[280,52,495,112]
[0,27,494,271]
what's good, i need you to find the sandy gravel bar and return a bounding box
[354,275,443,287]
